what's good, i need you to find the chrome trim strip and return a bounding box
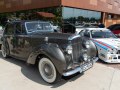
[63,66,83,77]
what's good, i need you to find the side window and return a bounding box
[15,23,21,34]
[22,25,27,34]
[15,23,26,35]
[84,31,90,38]
[4,24,14,35]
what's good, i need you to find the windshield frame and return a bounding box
[25,21,54,33]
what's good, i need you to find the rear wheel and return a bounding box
[38,57,61,83]
[1,44,8,58]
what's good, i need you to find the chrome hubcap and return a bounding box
[44,64,53,76]
[42,62,54,79]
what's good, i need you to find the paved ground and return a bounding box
[97,60,120,70]
[0,52,120,90]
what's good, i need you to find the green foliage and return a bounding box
[0,7,62,27]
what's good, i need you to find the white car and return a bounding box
[78,28,120,63]
[75,23,98,34]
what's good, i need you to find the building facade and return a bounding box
[0,0,120,27]
[61,0,120,27]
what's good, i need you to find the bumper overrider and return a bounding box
[63,57,98,76]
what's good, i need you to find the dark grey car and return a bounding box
[1,20,98,83]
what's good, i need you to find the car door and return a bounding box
[3,23,16,56]
[14,22,31,60]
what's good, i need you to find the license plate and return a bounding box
[82,62,93,72]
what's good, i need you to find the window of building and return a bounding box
[62,7,101,33]
[62,7,101,21]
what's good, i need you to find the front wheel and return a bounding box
[1,44,8,58]
[38,57,61,83]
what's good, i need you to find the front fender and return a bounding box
[27,43,66,74]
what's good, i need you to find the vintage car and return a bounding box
[78,28,120,63]
[1,20,98,83]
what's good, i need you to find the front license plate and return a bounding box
[82,62,93,72]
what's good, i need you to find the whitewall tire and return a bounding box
[1,44,7,58]
[38,57,60,83]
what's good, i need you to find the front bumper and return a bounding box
[63,57,98,76]
[103,54,120,63]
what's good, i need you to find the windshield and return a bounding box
[91,30,117,38]
[25,21,53,32]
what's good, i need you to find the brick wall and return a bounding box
[61,0,120,15]
[0,0,61,13]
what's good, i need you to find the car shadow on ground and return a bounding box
[0,51,84,88]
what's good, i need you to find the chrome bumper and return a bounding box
[63,57,98,77]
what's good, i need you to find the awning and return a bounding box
[36,12,55,18]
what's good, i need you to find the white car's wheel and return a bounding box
[1,44,7,58]
[38,57,60,83]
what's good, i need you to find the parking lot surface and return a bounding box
[98,60,120,70]
[0,52,120,90]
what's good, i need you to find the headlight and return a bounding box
[85,41,90,49]
[83,53,88,61]
[83,54,88,61]
[66,45,72,54]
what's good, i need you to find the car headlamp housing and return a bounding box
[85,40,90,49]
[66,45,73,54]
[83,53,88,61]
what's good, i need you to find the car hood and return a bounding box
[32,32,80,40]
[31,32,82,49]
[94,38,120,49]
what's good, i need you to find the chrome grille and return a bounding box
[71,38,82,62]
